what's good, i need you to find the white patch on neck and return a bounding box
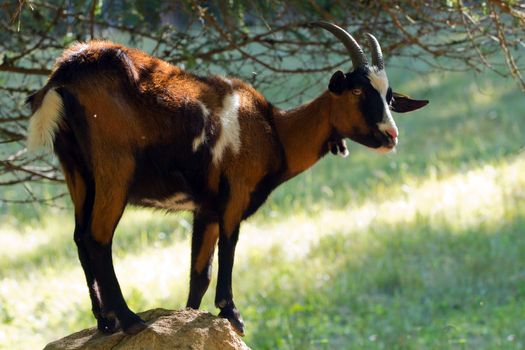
[192,101,209,152]
[367,68,398,136]
[212,92,241,164]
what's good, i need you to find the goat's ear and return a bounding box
[391,92,429,113]
[328,70,346,95]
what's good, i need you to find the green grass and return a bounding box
[241,210,525,349]
[1,60,525,349]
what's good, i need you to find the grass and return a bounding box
[1,59,525,349]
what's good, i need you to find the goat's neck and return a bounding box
[274,91,333,179]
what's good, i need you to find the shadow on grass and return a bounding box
[240,210,525,349]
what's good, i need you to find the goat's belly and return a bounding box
[138,192,198,212]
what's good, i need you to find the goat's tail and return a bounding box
[26,87,64,154]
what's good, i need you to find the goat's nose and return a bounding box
[385,127,398,139]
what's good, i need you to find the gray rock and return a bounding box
[44,308,250,350]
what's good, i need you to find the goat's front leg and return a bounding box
[215,222,245,335]
[214,182,251,335]
[187,211,219,308]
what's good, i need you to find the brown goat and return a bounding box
[26,22,428,335]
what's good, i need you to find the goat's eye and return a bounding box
[352,88,362,96]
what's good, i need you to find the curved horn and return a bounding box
[365,33,384,70]
[310,21,367,70]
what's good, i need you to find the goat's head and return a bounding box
[311,22,428,153]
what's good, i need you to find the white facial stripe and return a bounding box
[192,101,209,152]
[368,68,389,97]
[27,88,64,153]
[378,105,397,134]
[368,68,398,135]
[212,92,241,164]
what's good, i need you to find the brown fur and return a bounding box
[63,169,86,223]
[275,92,336,177]
[194,223,219,273]
[329,93,369,136]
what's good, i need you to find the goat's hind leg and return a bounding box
[85,168,147,335]
[75,220,119,333]
[63,169,118,332]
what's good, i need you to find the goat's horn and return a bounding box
[310,21,367,70]
[365,33,384,70]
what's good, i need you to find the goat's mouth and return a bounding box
[350,129,397,153]
[373,128,398,151]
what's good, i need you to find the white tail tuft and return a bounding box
[27,89,64,154]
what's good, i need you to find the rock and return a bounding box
[44,308,251,350]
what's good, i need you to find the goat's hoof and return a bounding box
[97,316,119,334]
[219,307,245,336]
[117,308,147,335]
[123,319,147,335]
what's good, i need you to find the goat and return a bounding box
[26,22,428,336]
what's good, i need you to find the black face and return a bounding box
[329,67,398,151]
[346,68,392,125]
